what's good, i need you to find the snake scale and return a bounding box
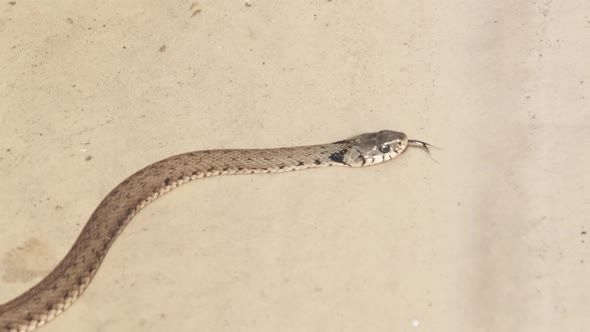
[0,130,430,332]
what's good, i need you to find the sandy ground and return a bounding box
[1,1,589,331]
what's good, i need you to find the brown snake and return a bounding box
[0,130,430,332]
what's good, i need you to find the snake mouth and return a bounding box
[408,139,433,154]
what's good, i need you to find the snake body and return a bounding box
[0,130,429,332]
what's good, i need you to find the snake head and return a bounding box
[343,130,432,167]
[343,130,408,167]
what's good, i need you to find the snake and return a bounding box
[0,130,431,332]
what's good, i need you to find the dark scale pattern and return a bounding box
[328,149,347,164]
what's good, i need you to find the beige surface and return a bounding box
[1,1,589,331]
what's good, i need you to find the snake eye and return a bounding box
[379,145,391,153]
